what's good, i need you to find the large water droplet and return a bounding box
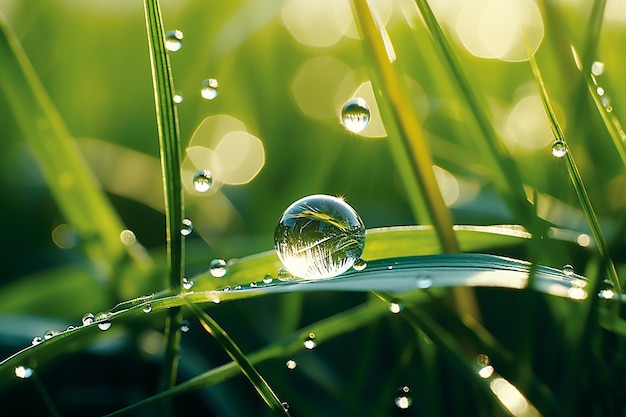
[551,140,567,158]
[82,312,95,326]
[182,277,195,290]
[263,274,273,284]
[164,30,183,52]
[394,386,412,409]
[591,61,605,76]
[562,264,575,277]
[209,258,228,277]
[193,170,213,192]
[341,98,370,133]
[304,333,317,350]
[274,194,366,279]
[181,218,193,236]
[31,336,43,346]
[181,320,190,332]
[286,359,297,370]
[352,258,367,271]
[98,321,112,331]
[15,366,33,379]
[201,78,219,100]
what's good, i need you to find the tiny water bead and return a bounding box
[274,194,366,279]
[43,330,57,340]
[591,60,605,76]
[282,402,290,411]
[164,29,183,52]
[142,304,152,314]
[562,264,575,277]
[173,93,184,104]
[31,336,43,346]
[352,258,367,271]
[263,274,274,284]
[341,97,371,133]
[201,78,219,100]
[389,302,403,314]
[277,268,293,281]
[394,386,412,409]
[82,312,95,326]
[551,140,568,158]
[476,354,490,367]
[98,321,112,331]
[304,333,317,349]
[180,218,193,236]
[209,258,228,277]
[182,277,195,290]
[286,359,297,370]
[181,320,190,333]
[193,170,213,192]
[15,366,33,379]
[416,277,433,289]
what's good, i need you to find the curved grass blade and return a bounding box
[183,299,290,416]
[527,52,621,293]
[143,0,185,402]
[0,13,127,275]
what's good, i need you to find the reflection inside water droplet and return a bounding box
[82,312,95,326]
[193,170,213,192]
[394,386,412,409]
[277,268,292,281]
[562,264,574,276]
[165,29,183,52]
[201,78,219,100]
[304,333,317,349]
[181,218,193,236]
[182,277,195,290]
[209,258,228,277]
[341,97,371,133]
[15,366,33,379]
[274,194,365,279]
[551,140,567,157]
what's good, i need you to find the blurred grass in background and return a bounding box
[1,0,626,415]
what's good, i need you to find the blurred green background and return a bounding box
[2,0,626,415]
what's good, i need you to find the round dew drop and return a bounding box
[262,274,273,284]
[15,366,33,379]
[182,277,195,290]
[304,333,317,350]
[181,320,190,333]
[31,336,43,346]
[563,264,575,277]
[286,360,297,370]
[82,312,95,326]
[142,304,152,314]
[551,140,568,158]
[209,258,228,277]
[98,321,112,331]
[181,218,193,236]
[341,97,371,133]
[164,29,183,52]
[352,258,367,271]
[173,93,184,104]
[394,386,412,409]
[201,78,219,100]
[274,194,366,279]
[193,170,213,192]
[591,61,605,76]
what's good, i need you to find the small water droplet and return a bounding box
[476,354,490,367]
[143,304,152,314]
[31,336,43,346]
[591,60,605,76]
[164,29,183,52]
[416,277,433,289]
[234,285,242,290]
[209,258,228,277]
[263,274,274,284]
[286,359,297,370]
[201,78,219,100]
[562,264,575,277]
[120,229,137,245]
[282,402,290,411]
[599,289,615,300]
[182,277,195,290]
[43,330,57,340]
[173,93,184,103]
[551,140,568,158]
[82,312,95,326]
[597,86,605,96]
[389,302,403,314]
[353,258,367,271]
[394,386,412,409]
[304,333,317,349]
[341,98,371,133]
[66,325,76,331]
[193,170,213,192]
[274,194,366,279]
[15,366,33,379]
[250,282,258,288]
[98,321,112,331]
[223,286,231,291]
[181,320,190,332]
[277,268,292,281]
[181,218,193,236]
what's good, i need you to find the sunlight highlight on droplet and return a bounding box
[489,378,537,416]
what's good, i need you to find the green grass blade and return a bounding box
[410,0,534,226]
[183,298,290,416]
[350,0,457,254]
[0,14,127,274]
[143,0,185,403]
[528,52,621,292]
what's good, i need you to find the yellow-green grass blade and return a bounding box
[183,299,290,416]
[0,14,127,276]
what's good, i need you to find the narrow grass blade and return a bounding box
[410,0,534,227]
[143,0,185,403]
[183,299,290,416]
[0,14,127,274]
[527,52,621,292]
